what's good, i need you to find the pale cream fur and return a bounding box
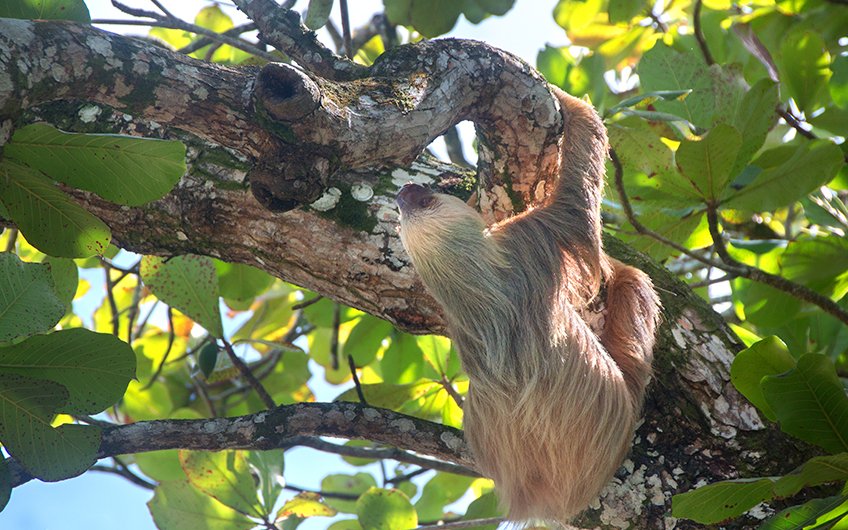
[397,87,661,524]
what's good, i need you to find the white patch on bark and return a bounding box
[310,187,342,211]
[78,104,101,123]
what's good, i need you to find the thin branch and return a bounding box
[440,376,464,409]
[777,108,816,140]
[102,263,121,337]
[610,148,729,270]
[689,273,736,289]
[3,228,18,252]
[417,517,505,530]
[291,295,322,310]
[148,0,175,19]
[91,462,156,490]
[331,303,341,370]
[283,436,479,478]
[221,339,276,409]
[141,307,175,390]
[443,126,472,168]
[386,467,430,485]
[348,355,368,404]
[339,0,353,58]
[705,205,848,325]
[177,22,258,55]
[693,0,715,66]
[283,483,360,500]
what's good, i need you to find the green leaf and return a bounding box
[608,0,644,23]
[639,43,715,127]
[42,256,78,307]
[676,123,741,202]
[356,488,417,530]
[773,453,848,497]
[831,54,848,109]
[671,478,774,524]
[340,440,378,467]
[733,277,801,327]
[418,335,459,377]
[782,236,848,300]
[610,89,692,113]
[411,0,461,37]
[0,253,65,342]
[148,480,257,530]
[414,473,475,521]
[344,315,393,367]
[619,210,708,261]
[336,380,443,410]
[0,458,11,512]
[762,354,848,454]
[4,124,185,207]
[141,255,224,338]
[0,0,90,21]
[778,30,830,114]
[247,449,286,514]
[0,329,135,414]
[381,333,424,384]
[0,373,100,481]
[214,261,275,304]
[727,79,779,178]
[730,336,796,421]
[0,160,111,258]
[760,494,848,530]
[462,491,502,528]
[277,492,337,519]
[179,450,264,517]
[537,45,574,89]
[469,0,514,16]
[723,142,845,211]
[304,0,334,30]
[322,473,377,513]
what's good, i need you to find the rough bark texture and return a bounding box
[0,17,821,528]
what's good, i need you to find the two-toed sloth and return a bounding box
[396,87,661,524]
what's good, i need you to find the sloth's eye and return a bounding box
[418,195,435,208]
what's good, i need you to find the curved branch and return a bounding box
[6,402,473,488]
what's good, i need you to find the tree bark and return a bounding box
[0,17,819,528]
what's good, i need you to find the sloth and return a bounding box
[396,86,661,524]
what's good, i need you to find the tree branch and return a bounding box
[6,402,474,488]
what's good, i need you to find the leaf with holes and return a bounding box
[179,450,264,517]
[148,480,256,530]
[141,255,224,338]
[4,124,185,206]
[356,488,416,530]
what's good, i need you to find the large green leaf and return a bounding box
[0,329,136,415]
[727,79,779,178]
[356,488,417,530]
[148,480,257,530]
[0,0,90,21]
[676,123,741,202]
[277,492,336,519]
[762,354,848,454]
[638,43,716,127]
[778,30,830,114]
[247,449,286,514]
[385,0,461,37]
[322,473,377,513]
[336,380,443,410]
[760,494,848,530]
[0,160,111,258]
[672,478,774,524]
[0,253,65,342]
[0,458,10,512]
[0,373,100,481]
[179,450,264,517]
[4,124,185,207]
[42,256,78,308]
[414,473,475,521]
[730,336,795,421]
[214,261,275,305]
[304,0,334,29]
[141,255,224,338]
[381,333,425,384]
[344,315,393,367]
[723,141,845,211]
[782,236,848,300]
[831,54,848,109]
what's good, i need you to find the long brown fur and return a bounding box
[396,87,661,524]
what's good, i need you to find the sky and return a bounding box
[0,1,567,529]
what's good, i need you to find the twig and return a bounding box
[125,278,143,346]
[102,262,121,337]
[440,376,464,408]
[178,22,257,55]
[331,303,341,370]
[3,228,18,252]
[283,436,480,478]
[283,483,360,500]
[221,338,276,409]
[386,467,430,485]
[705,205,848,325]
[416,517,505,529]
[610,149,728,270]
[91,462,156,490]
[133,299,159,339]
[291,295,322,310]
[688,273,736,289]
[141,307,176,390]
[348,354,368,404]
[74,415,116,428]
[693,0,714,65]
[777,108,816,140]
[148,0,175,19]
[339,0,353,58]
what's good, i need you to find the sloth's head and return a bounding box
[396,183,490,271]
